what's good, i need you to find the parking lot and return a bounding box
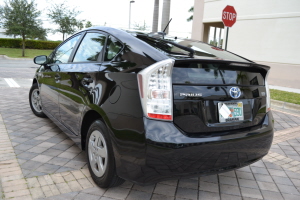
[1,57,300,200]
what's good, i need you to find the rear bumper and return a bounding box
[122,112,274,185]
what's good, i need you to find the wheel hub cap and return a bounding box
[88,130,108,177]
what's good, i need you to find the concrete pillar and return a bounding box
[152,0,160,32]
[191,0,204,41]
[161,0,171,34]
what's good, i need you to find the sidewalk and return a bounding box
[270,85,300,94]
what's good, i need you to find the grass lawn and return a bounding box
[270,89,300,105]
[0,47,52,58]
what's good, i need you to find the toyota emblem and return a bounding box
[229,87,241,99]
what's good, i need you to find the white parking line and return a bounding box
[4,78,20,87]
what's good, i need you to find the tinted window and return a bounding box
[104,36,123,61]
[73,32,106,62]
[137,35,251,63]
[52,34,81,64]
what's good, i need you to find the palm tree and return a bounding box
[187,6,193,22]
[152,0,159,32]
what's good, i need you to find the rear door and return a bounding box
[172,60,269,136]
[58,31,106,135]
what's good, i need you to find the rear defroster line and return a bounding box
[4,78,20,87]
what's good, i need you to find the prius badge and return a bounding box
[180,93,202,97]
[229,87,241,99]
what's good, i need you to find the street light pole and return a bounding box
[129,1,135,29]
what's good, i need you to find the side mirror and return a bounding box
[34,55,47,65]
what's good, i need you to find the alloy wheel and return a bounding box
[88,130,108,177]
[31,89,42,113]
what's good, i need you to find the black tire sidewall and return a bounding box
[86,120,118,188]
[29,83,47,118]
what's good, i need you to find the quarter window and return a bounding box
[52,34,81,64]
[104,36,123,61]
[73,32,106,62]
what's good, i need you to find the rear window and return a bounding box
[137,35,251,63]
[172,62,264,86]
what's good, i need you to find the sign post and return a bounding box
[222,5,237,50]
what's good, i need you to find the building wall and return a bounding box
[202,0,300,64]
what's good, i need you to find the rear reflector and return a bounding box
[148,113,172,120]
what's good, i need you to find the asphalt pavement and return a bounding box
[0,55,37,69]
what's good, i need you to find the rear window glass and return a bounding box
[137,35,251,63]
[172,63,264,86]
[73,32,106,62]
[104,36,123,61]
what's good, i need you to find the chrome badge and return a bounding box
[180,93,202,97]
[229,87,241,99]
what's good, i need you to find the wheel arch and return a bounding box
[80,110,104,150]
[32,78,38,86]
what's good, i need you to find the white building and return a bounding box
[192,0,300,65]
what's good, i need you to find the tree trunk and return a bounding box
[22,35,25,57]
[152,0,159,32]
[161,0,171,34]
[63,33,65,41]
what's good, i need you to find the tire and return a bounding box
[86,120,124,188]
[29,83,47,118]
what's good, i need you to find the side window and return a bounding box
[104,36,123,61]
[52,34,81,64]
[73,32,106,62]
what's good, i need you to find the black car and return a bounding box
[29,26,274,188]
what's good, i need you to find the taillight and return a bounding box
[137,59,175,121]
[265,71,271,112]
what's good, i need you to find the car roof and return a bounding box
[78,26,253,63]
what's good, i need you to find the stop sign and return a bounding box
[222,5,237,27]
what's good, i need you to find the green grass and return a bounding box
[0,47,52,58]
[270,89,300,105]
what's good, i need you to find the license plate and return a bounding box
[218,102,244,123]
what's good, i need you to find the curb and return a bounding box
[271,99,300,112]
[0,55,32,60]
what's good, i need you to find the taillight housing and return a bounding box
[137,59,175,121]
[265,70,271,112]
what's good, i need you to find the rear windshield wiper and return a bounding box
[137,34,194,58]
[160,40,194,57]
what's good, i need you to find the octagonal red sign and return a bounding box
[222,5,237,27]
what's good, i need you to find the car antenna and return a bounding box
[162,18,172,39]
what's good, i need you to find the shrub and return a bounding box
[0,38,61,49]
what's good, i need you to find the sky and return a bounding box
[1,0,195,40]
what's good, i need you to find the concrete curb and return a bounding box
[271,99,300,112]
[0,55,32,60]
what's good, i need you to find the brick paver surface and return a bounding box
[0,82,300,199]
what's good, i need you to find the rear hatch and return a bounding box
[172,60,270,137]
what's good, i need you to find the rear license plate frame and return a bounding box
[218,101,244,123]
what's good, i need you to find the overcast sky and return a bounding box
[1,0,195,40]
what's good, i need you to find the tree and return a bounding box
[47,2,82,41]
[77,21,85,30]
[85,21,92,28]
[28,27,48,40]
[152,0,159,32]
[187,6,193,22]
[0,0,47,57]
